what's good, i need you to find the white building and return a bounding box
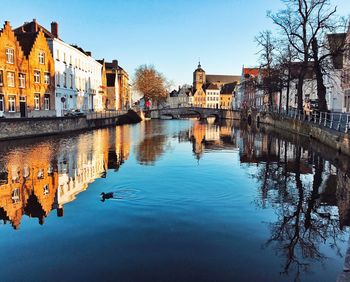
[25,21,103,116]
[205,83,220,109]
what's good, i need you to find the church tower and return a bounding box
[193,61,206,91]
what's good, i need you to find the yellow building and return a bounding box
[117,66,131,110]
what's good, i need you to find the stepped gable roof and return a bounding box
[15,31,38,57]
[327,33,346,69]
[106,73,116,87]
[221,82,237,94]
[14,19,55,39]
[206,74,240,84]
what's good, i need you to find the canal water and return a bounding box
[0,119,349,282]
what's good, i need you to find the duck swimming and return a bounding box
[100,192,114,202]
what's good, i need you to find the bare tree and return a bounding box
[133,65,169,106]
[269,0,338,112]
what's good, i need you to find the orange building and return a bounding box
[14,20,55,117]
[0,21,29,118]
[0,20,55,118]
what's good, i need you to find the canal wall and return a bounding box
[0,116,122,140]
[259,112,350,156]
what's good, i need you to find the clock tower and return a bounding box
[193,61,206,91]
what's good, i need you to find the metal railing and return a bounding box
[271,107,350,133]
[86,110,127,120]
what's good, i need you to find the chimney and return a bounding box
[112,59,118,69]
[31,19,38,32]
[51,21,58,38]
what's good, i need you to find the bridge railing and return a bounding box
[271,107,350,133]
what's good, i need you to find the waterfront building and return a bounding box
[192,62,239,109]
[105,60,120,110]
[117,65,131,110]
[280,62,317,110]
[236,67,260,110]
[323,33,346,112]
[205,83,220,109]
[341,25,350,113]
[220,82,236,109]
[0,21,55,118]
[14,20,103,116]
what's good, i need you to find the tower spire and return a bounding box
[198,58,201,68]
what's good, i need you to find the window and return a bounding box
[69,55,72,66]
[44,94,50,110]
[56,49,60,60]
[56,72,60,86]
[39,51,45,64]
[34,94,40,110]
[63,72,67,88]
[0,95,4,112]
[63,52,66,63]
[43,185,49,196]
[34,71,40,83]
[19,73,25,88]
[6,48,14,64]
[70,74,73,88]
[0,70,3,86]
[7,72,15,87]
[37,169,44,179]
[44,72,50,84]
[11,188,20,204]
[8,96,16,112]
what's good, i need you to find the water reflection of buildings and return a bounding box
[0,126,131,229]
[0,146,58,229]
[189,122,237,159]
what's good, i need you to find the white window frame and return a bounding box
[19,73,25,88]
[8,95,16,112]
[6,48,14,64]
[63,72,67,88]
[43,184,49,196]
[44,95,50,110]
[39,51,45,64]
[34,70,40,84]
[12,188,20,204]
[34,94,40,110]
[7,71,15,87]
[44,72,50,84]
[56,49,60,61]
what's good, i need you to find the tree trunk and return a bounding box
[312,38,328,112]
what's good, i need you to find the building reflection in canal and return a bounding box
[0,125,131,229]
[0,120,349,280]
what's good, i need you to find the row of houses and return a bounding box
[0,19,131,118]
[235,26,350,113]
[162,63,239,110]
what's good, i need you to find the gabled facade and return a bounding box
[205,83,220,109]
[0,21,55,118]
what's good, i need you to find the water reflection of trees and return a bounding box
[135,121,168,165]
[241,127,350,280]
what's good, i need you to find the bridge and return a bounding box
[147,107,241,120]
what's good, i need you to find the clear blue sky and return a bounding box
[1,0,349,88]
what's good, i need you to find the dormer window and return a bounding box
[39,51,45,64]
[6,48,14,64]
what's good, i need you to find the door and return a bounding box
[20,96,26,117]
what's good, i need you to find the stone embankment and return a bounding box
[259,112,350,156]
[0,110,141,141]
